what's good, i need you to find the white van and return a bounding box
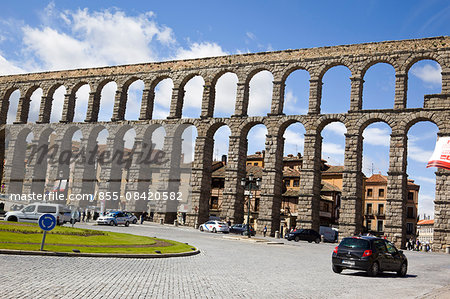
[319,226,338,243]
[4,203,68,225]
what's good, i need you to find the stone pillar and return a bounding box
[221,135,247,224]
[69,137,93,208]
[308,78,322,114]
[394,73,407,109]
[167,87,183,119]
[441,69,450,94]
[14,96,30,124]
[339,133,364,238]
[200,81,214,119]
[123,137,144,212]
[268,81,285,115]
[22,138,49,196]
[297,132,322,231]
[85,92,100,122]
[60,93,75,123]
[139,89,154,120]
[233,82,249,116]
[111,89,126,121]
[3,135,26,194]
[385,133,408,248]
[432,165,450,252]
[185,135,213,226]
[349,77,364,111]
[37,94,52,124]
[257,134,284,236]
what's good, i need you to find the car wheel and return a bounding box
[332,264,343,274]
[212,227,217,233]
[315,237,321,244]
[109,220,115,226]
[308,240,312,243]
[133,219,137,224]
[294,236,300,242]
[367,262,379,277]
[397,262,407,277]
[125,221,129,227]
[7,216,18,222]
[199,226,204,231]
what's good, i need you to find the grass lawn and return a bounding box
[0,221,196,254]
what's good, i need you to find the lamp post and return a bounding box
[241,173,261,238]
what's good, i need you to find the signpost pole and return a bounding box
[40,231,47,251]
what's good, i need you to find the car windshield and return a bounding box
[106,213,116,217]
[340,238,370,249]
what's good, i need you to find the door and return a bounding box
[384,240,402,271]
[373,240,390,271]
[21,205,37,222]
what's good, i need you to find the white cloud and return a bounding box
[248,71,273,116]
[415,175,436,184]
[363,127,390,146]
[418,193,435,218]
[411,63,442,85]
[408,141,434,163]
[322,142,345,155]
[214,72,238,116]
[175,42,227,60]
[323,122,347,136]
[0,54,25,75]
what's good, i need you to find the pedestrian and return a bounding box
[82,210,86,222]
[227,219,231,227]
[263,225,267,237]
[141,211,147,224]
[86,210,91,222]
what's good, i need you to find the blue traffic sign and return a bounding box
[38,214,57,231]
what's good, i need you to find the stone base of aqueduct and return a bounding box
[1,36,449,251]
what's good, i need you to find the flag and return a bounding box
[427,137,450,170]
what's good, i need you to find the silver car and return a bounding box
[199,220,229,233]
[97,212,130,226]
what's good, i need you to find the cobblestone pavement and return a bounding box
[1,222,450,298]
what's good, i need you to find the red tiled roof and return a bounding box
[283,168,301,177]
[366,174,388,183]
[417,219,434,225]
[323,166,344,174]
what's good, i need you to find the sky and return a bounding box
[0,1,449,218]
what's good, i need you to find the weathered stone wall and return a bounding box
[1,36,450,250]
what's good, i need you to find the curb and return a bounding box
[0,248,200,259]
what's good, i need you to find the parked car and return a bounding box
[124,211,138,224]
[97,211,130,226]
[199,220,229,233]
[320,226,338,242]
[286,229,321,243]
[229,224,256,236]
[331,236,408,277]
[4,203,67,225]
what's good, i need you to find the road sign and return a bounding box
[38,214,56,251]
[38,214,57,231]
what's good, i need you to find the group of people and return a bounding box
[407,239,432,252]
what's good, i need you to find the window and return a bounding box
[23,205,36,213]
[210,197,219,210]
[366,220,372,231]
[293,179,299,187]
[378,188,385,198]
[407,207,414,218]
[408,192,414,201]
[254,198,260,212]
[37,205,57,213]
[367,189,373,197]
[285,180,290,187]
[374,240,387,253]
[378,204,384,215]
[254,162,258,166]
[385,241,398,254]
[377,220,384,232]
[366,203,372,215]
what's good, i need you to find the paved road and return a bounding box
[1,222,449,298]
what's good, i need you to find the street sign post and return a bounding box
[38,214,57,251]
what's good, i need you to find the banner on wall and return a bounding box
[427,137,450,170]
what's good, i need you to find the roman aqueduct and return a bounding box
[0,36,449,251]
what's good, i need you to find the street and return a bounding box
[1,222,449,298]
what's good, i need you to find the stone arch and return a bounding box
[65,81,91,123]
[318,62,353,114]
[316,60,354,79]
[1,86,20,124]
[8,128,33,194]
[400,111,444,133]
[361,61,397,110]
[180,73,205,118]
[281,66,311,115]
[315,114,347,133]
[402,53,445,73]
[361,57,399,78]
[30,127,55,194]
[246,68,274,116]
[355,114,396,135]
[211,70,238,118]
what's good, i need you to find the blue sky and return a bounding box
[0,1,448,218]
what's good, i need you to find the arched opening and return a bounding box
[182,76,204,118]
[98,81,117,122]
[248,71,273,116]
[6,90,20,124]
[361,122,392,235]
[181,125,197,164]
[363,63,396,110]
[50,85,66,123]
[29,88,43,123]
[31,129,56,195]
[320,121,346,227]
[407,60,442,108]
[125,80,144,120]
[321,66,351,114]
[73,84,90,122]
[153,79,173,119]
[8,130,33,194]
[214,72,238,118]
[281,122,306,230]
[283,69,310,115]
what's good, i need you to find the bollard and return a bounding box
[174,220,178,227]
[446,246,450,254]
[275,230,280,238]
[159,218,164,225]
[194,220,198,229]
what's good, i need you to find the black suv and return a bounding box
[286,229,321,243]
[229,224,256,236]
[332,236,408,277]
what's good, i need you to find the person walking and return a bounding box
[263,225,267,237]
[140,211,147,224]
